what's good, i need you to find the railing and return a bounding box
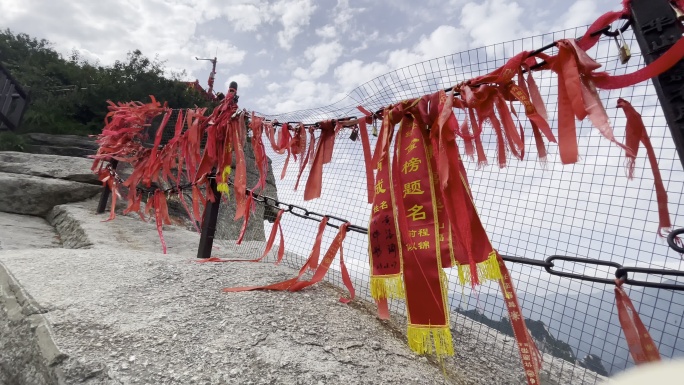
[213,2,684,383]
[0,62,29,131]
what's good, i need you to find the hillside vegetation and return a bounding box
[0,29,215,136]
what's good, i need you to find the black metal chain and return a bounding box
[104,163,201,196]
[106,164,684,291]
[667,228,684,253]
[219,176,368,234]
[225,175,684,291]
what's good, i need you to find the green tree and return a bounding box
[0,29,216,135]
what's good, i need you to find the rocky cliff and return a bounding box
[11,133,280,241]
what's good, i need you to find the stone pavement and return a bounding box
[0,199,459,385]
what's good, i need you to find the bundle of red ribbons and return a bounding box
[90,86,259,251]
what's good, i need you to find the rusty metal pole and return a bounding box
[197,170,221,259]
[96,159,118,214]
[196,81,238,258]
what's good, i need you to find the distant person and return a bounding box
[215,92,225,101]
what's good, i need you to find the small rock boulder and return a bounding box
[0,151,100,185]
[0,172,101,216]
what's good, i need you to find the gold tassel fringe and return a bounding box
[370,275,405,300]
[456,251,502,287]
[407,325,454,357]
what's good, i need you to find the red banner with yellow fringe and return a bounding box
[392,107,453,357]
[368,109,404,309]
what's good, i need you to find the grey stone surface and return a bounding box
[21,133,98,159]
[0,265,56,385]
[22,144,97,159]
[0,199,607,385]
[48,198,201,254]
[0,248,458,385]
[46,205,93,249]
[23,133,99,150]
[0,212,60,250]
[0,172,101,217]
[0,151,100,185]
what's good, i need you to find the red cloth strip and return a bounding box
[222,222,349,294]
[304,121,336,201]
[357,106,376,203]
[196,209,286,263]
[497,254,542,385]
[617,98,672,236]
[615,279,662,364]
[592,38,684,90]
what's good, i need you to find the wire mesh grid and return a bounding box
[204,25,684,383]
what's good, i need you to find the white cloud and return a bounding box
[293,41,344,79]
[332,24,468,96]
[334,60,391,91]
[560,0,600,30]
[218,1,272,32]
[271,0,317,50]
[265,82,281,92]
[227,73,252,90]
[255,79,346,113]
[316,25,337,39]
[386,25,468,69]
[181,0,317,50]
[332,0,364,33]
[460,0,534,47]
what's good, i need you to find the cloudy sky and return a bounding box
[0,0,621,114]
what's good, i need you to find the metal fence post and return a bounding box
[197,169,221,259]
[196,81,237,258]
[0,63,29,131]
[96,159,119,214]
[630,0,684,171]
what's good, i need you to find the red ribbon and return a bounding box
[614,279,662,364]
[497,254,542,385]
[236,194,254,245]
[575,0,630,52]
[223,221,352,302]
[145,190,172,254]
[617,98,672,236]
[250,113,269,193]
[294,126,316,191]
[304,120,336,201]
[357,106,376,203]
[592,38,684,90]
[431,90,491,284]
[197,209,286,264]
[232,118,248,220]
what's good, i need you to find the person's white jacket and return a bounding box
[605,359,684,384]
